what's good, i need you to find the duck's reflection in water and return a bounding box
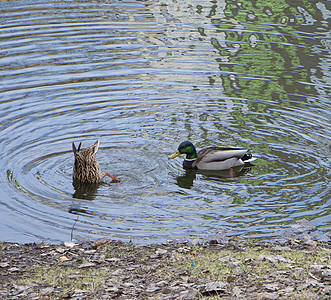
[176,165,254,189]
[72,179,100,200]
[69,180,102,215]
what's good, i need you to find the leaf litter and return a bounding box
[0,237,330,299]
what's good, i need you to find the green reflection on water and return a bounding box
[197,0,315,102]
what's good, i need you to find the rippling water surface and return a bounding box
[0,0,330,243]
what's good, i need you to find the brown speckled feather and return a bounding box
[72,140,105,183]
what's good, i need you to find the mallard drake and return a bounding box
[72,140,120,183]
[170,141,256,171]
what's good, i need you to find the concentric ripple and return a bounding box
[0,0,330,243]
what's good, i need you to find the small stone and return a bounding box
[145,284,160,293]
[41,251,55,257]
[230,260,242,268]
[199,281,229,295]
[78,262,96,268]
[162,286,172,294]
[205,281,228,290]
[106,257,121,263]
[8,267,20,272]
[305,239,317,247]
[177,247,191,253]
[191,238,203,246]
[324,285,331,295]
[155,280,168,287]
[105,286,121,293]
[56,247,66,254]
[93,238,110,248]
[258,254,292,264]
[64,241,77,248]
[13,284,33,292]
[40,287,54,295]
[180,288,198,299]
[232,286,242,297]
[73,288,87,295]
[156,248,167,255]
[265,9,273,16]
[322,268,331,280]
[247,13,257,21]
[282,286,294,296]
[264,283,279,292]
[84,249,97,254]
[251,260,261,266]
[310,264,331,280]
[271,246,292,252]
[219,255,231,263]
[258,292,279,300]
[293,267,304,277]
[122,282,134,288]
[112,269,123,275]
[0,262,9,268]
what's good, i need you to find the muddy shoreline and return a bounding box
[1,238,330,299]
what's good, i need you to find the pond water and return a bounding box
[0,0,330,244]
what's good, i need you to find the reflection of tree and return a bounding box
[197,0,315,102]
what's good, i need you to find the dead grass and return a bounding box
[0,239,330,299]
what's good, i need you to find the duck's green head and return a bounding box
[170,141,197,160]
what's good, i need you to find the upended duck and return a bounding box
[170,141,256,171]
[72,140,120,183]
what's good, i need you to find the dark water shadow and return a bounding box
[72,179,100,201]
[198,165,254,179]
[176,165,255,189]
[176,169,197,189]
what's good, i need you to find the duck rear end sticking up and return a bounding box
[72,140,120,183]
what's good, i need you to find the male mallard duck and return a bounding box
[170,141,256,171]
[72,140,120,183]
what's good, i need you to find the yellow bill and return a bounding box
[170,150,181,159]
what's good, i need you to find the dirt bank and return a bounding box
[0,238,330,299]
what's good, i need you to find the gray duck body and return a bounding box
[187,146,251,170]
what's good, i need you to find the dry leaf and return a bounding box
[59,256,69,261]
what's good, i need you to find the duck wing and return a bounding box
[196,147,249,163]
